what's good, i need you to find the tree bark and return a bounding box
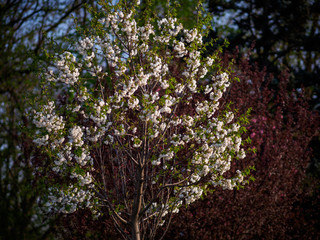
[131,167,144,240]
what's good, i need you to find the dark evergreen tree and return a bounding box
[206,0,320,108]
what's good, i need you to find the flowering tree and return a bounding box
[31,1,251,239]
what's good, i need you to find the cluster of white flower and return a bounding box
[138,23,154,41]
[173,40,187,58]
[45,183,95,214]
[146,199,183,224]
[33,102,95,214]
[89,100,110,127]
[53,52,80,85]
[183,29,202,44]
[211,170,244,190]
[69,126,84,147]
[33,101,64,134]
[128,97,139,109]
[79,37,94,52]
[178,185,203,205]
[33,134,49,146]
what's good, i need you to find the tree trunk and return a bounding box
[132,217,141,240]
[131,166,144,240]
